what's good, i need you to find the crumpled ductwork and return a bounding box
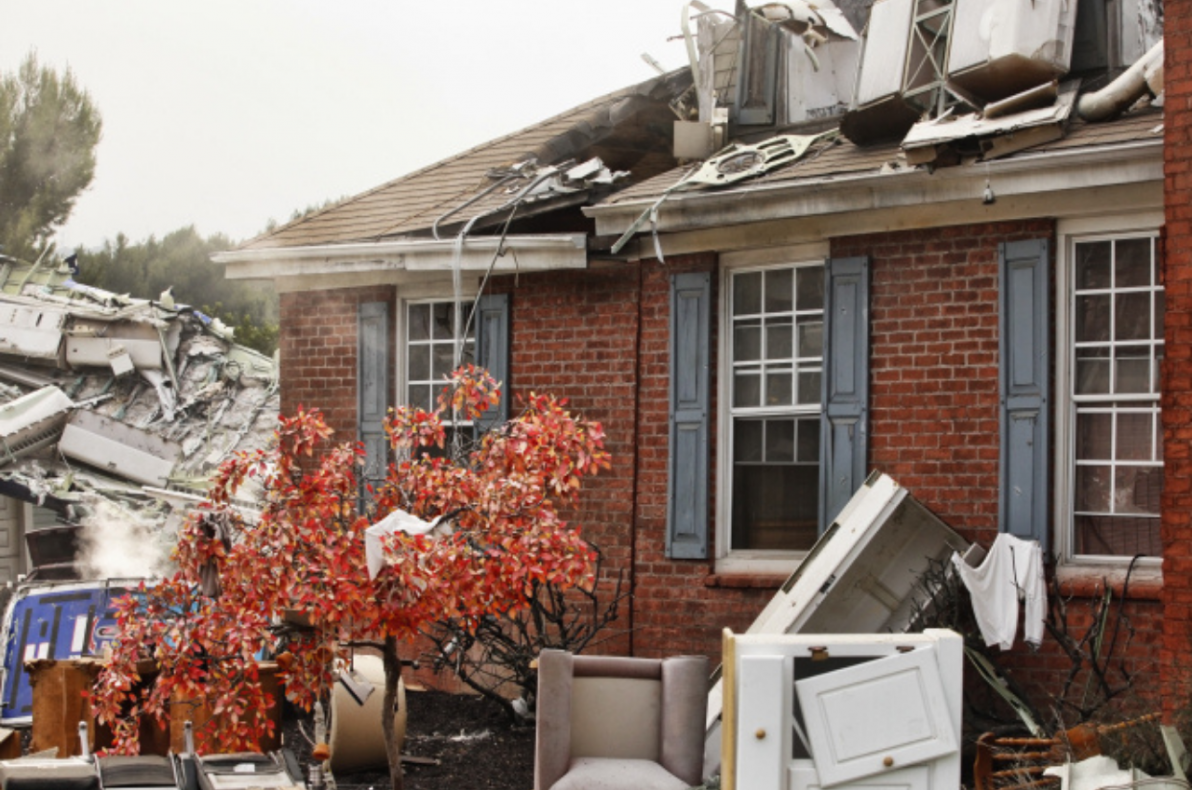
[1077,40,1164,122]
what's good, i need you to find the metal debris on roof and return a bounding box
[901,80,1079,167]
[610,129,839,257]
[0,253,278,580]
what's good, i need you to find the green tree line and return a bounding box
[75,227,279,356]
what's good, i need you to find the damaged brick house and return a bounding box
[216,0,1181,719]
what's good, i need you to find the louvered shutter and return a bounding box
[474,293,510,435]
[819,256,870,529]
[667,272,711,559]
[358,301,390,494]
[999,239,1050,548]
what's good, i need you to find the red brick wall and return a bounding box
[630,256,778,659]
[489,260,778,663]
[834,221,1051,541]
[1162,0,1192,723]
[278,286,396,440]
[833,221,1164,725]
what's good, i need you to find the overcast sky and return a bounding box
[0,1,691,251]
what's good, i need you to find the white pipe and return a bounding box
[1077,40,1164,122]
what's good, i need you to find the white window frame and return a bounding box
[1054,212,1164,575]
[395,283,479,429]
[716,243,829,574]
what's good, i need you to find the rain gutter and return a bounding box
[584,137,1163,238]
[212,234,589,283]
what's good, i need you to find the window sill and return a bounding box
[1054,561,1163,600]
[708,553,801,588]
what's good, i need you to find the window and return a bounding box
[404,300,475,450]
[726,262,824,552]
[1064,230,1163,558]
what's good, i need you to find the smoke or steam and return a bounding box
[76,497,176,580]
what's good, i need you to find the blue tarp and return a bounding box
[0,578,146,727]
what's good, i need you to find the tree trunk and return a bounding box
[382,635,405,790]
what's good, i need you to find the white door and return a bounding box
[795,647,956,788]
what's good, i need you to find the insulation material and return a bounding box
[947,0,1079,103]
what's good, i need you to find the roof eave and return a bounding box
[212,234,589,283]
[583,138,1164,238]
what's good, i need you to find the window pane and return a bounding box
[433,303,454,339]
[797,371,822,405]
[460,342,475,367]
[796,267,824,311]
[1075,515,1161,556]
[731,464,819,551]
[765,419,795,462]
[734,372,761,407]
[1115,292,1151,341]
[735,419,763,462]
[1114,238,1151,287]
[729,262,823,555]
[408,384,431,411]
[766,370,792,406]
[798,320,823,358]
[1075,349,1110,394]
[408,345,430,381]
[797,419,820,462]
[734,321,762,362]
[432,343,455,380]
[1075,465,1111,512]
[765,269,793,312]
[766,320,793,360]
[408,304,430,342]
[1115,466,1161,514]
[735,271,762,315]
[1075,241,1111,289]
[1075,412,1112,460]
[1076,294,1110,342]
[1116,413,1153,461]
[1114,351,1150,394]
[1155,291,1166,338]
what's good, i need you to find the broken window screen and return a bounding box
[1070,234,1163,557]
[405,301,475,447]
[730,264,824,551]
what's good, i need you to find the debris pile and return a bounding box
[0,252,278,580]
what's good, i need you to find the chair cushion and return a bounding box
[570,677,661,760]
[551,757,690,790]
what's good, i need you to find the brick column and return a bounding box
[1162,1,1192,723]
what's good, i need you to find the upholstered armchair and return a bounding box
[534,650,709,790]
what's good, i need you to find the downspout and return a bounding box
[1076,40,1164,122]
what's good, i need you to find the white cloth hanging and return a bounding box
[951,533,1047,649]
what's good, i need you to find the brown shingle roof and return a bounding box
[598,104,1164,208]
[241,70,693,251]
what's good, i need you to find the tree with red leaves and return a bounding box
[90,365,609,790]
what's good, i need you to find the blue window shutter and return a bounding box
[819,256,870,529]
[668,271,711,559]
[357,301,390,491]
[474,293,510,435]
[999,239,1050,549]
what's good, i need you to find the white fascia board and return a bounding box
[585,138,1163,237]
[211,234,589,282]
